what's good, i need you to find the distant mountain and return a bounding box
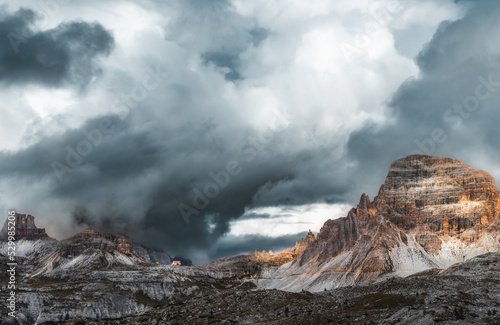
[0,214,173,277]
[30,228,173,277]
[0,213,52,241]
[0,214,192,323]
[210,155,500,292]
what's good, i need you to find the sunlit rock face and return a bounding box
[378,155,500,236]
[248,155,500,292]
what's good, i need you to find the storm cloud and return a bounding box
[0,109,325,257]
[0,8,114,88]
[2,0,499,264]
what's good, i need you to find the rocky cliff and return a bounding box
[0,213,52,241]
[250,230,316,266]
[247,155,500,291]
[378,155,500,236]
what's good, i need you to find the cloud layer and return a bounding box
[3,0,499,264]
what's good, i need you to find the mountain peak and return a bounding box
[0,213,52,241]
[238,155,500,292]
[305,229,315,243]
[59,227,172,266]
[378,155,500,234]
[390,154,459,167]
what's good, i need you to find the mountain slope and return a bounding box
[26,228,173,277]
[0,215,173,278]
[51,251,500,325]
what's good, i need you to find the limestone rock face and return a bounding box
[251,155,500,292]
[0,213,51,241]
[378,155,500,236]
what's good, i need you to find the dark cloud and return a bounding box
[0,1,376,262]
[0,8,114,88]
[0,102,351,261]
[0,110,301,257]
[249,28,269,47]
[237,212,282,221]
[202,51,241,81]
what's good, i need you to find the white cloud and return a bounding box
[0,0,461,153]
[229,203,352,237]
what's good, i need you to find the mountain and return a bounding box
[0,213,52,241]
[211,155,500,292]
[0,215,189,323]
[28,228,173,277]
[0,214,173,277]
[3,154,500,324]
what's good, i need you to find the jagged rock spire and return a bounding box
[305,229,315,243]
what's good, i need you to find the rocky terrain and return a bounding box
[35,252,500,324]
[0,214,225,323]
[2,154,500,324]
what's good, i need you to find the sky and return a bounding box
[0,0,498,264]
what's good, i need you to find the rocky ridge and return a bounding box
[0,222,173,278]
[55,228,172,267]
[221,155,500,292]
[250,230,316,266]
